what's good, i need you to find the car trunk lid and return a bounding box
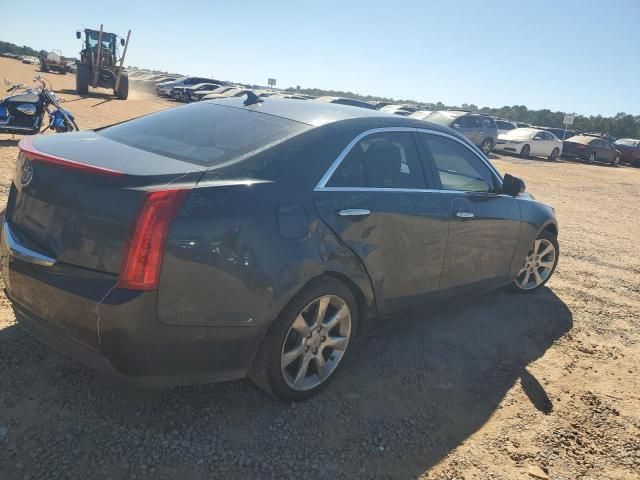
[5,132,205,275]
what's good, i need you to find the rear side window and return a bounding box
[479,117,496,128]
[328,132,426,189]
[421,134,496,193]
[99,103,307,167]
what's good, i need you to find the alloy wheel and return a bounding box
[549,148,559,161]
[515,238,557,290]
[280,295,352,391]
[521,145,530,158]
[588,152,596,164]
[481,139,492,155]
[612,155,620,167]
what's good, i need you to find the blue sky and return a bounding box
[4,0,638,116]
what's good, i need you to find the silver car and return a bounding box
[156,77,217,96]
[427,111,499,155]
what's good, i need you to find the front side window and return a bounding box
[421,134,496,193]
[328,132,426,189]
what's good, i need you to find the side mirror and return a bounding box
[533,137,541,141]
[452,123,461,129]
[502,173,526,196]
[120,38,125,46]
[76,31,81,40]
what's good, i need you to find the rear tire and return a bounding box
[481,138,493,155]
[509,229,559,293]
[116,74,129,100]
[76,64,90,95]
[520,144,530,158]
[548,147,559,161]
[249,277,358,402]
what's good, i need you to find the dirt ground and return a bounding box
[0,57,638,480]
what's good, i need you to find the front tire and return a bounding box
[610,154,620,167]
[520,144,531,158]
[249,277,358,402]
[510,229,559,293]
[116,74,129,100]
[76,64,90,94]
[549,147,560,161]
[588,152,596,164]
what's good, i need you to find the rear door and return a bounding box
[417,132,522,291]
[314,129,450,315]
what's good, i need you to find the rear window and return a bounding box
[478,116,496,128]
[98,103,308,167]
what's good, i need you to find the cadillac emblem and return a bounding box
[20,159,33,187]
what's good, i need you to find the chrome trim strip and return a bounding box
[314,126,503,191]
[337,209,371,217]
[2,222,56,267]
[317,186,465,194]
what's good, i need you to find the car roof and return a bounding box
[203,96,465,133]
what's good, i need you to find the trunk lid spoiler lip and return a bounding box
[19,137,125,177]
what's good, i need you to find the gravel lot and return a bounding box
[0,58,638,479]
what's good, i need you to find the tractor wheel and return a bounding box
[116,74,129,100]
[76,64,90,95]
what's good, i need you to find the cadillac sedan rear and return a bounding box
[0,102,309,387]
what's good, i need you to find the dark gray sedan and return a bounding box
[0,97,559,401]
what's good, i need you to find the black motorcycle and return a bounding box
[0,75,78,135]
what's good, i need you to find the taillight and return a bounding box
[118,189,189,290]
[19,137,124,177]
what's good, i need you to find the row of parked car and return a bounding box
[149,76,640,167]
[0,52,40,64]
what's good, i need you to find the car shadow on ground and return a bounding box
[0,139,20,148]
[0,287,571,478]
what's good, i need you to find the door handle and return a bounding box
[338,209,370,217]
[455,211,475,219]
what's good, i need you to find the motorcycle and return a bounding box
[0,75,78,135]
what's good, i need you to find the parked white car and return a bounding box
[495,128,563,160]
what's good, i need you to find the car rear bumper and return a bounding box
[1,224,266,387]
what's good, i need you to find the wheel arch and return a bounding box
[542,221,558,237]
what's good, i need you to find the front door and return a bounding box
[314,130,450,315]
[418,132,522,291]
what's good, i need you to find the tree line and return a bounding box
[288,87,640,139]
[0,40,40,58]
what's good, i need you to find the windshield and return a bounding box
[99,103,308,167]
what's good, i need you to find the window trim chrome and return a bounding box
[314,126,504,193]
